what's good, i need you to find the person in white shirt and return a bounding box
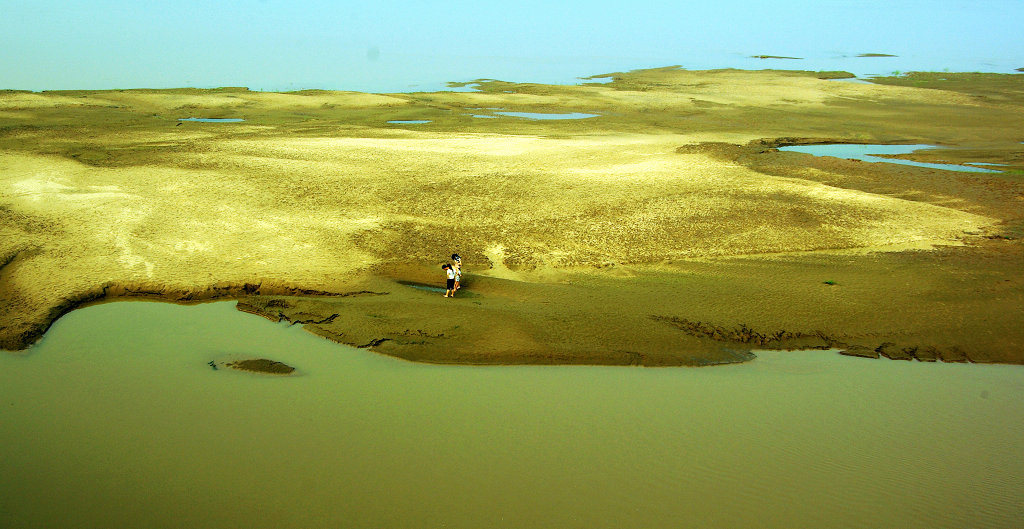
[443,264,456,298]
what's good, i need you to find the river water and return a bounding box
[1,301,1022,529]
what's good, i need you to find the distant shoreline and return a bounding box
[5,60,1024,94]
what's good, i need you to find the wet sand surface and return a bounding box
[1,301,1021,529]
[1,67,1023,364]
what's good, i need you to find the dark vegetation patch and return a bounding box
[650,315,836,348]
[225,358,296,374]
[867,71,1024,99]
[815,71,857,80]
[651,315,981,363]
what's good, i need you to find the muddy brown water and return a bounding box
[1,301,1022,528]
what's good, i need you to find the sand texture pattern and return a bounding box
[1,67,1022,364]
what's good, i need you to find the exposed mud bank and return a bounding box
[222,358,296,375]
[3,246,1021,367]
[234,251,1022,366]
[651,316,981,363]
[232,281,758,367]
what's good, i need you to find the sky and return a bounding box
[1,0,1022,92]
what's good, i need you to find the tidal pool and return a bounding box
[779,143,1000,173]
[1,301,1021,529]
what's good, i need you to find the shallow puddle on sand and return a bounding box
[1,301,1022,528]
[779,143,1000,173]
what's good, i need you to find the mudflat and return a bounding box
[1,67,1022,365]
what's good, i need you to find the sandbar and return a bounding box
[1,67,1022,365]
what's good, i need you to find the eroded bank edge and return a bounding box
[0,279,1005,367]
[0,280,386,352]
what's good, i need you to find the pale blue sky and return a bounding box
[1,0,1021,91]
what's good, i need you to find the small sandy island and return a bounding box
[1,67,1022,365]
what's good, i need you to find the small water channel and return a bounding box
[492,111,599,120]
[779,143,1001,173]
[1,301,1021,528]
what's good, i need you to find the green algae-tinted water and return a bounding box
[1,301,1022,529]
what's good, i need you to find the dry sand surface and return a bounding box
[1,67,1022,364]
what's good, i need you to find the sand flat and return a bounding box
[2,67,1022,363]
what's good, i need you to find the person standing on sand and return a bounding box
[443,264,456,298]
[451,253,462,291]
